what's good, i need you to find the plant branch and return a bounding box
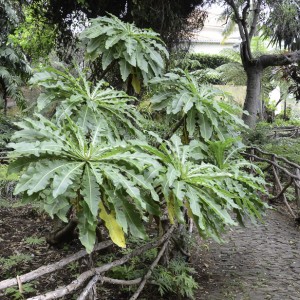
[98,59,117,81]
[26,226,176,300]
[46,218,78,245]
[0,240,113,291]
[225,0,246,41]
[249,0,262,39]
[269,178,293,201]
[242,153,300,180]
[260,51,300,69]
[164,115,185,141]
[249,147,300,170]
[272,164,296,218]
[241,0,253,60]
[77,274,100,300]
[129,237,170,300]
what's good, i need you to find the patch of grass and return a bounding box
[5,283,36,300]
[24,236,46,246]
[0,253,33,272]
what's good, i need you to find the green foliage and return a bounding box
[8,15,267,255]
[109,264,144,281]
[0,164,19,200]
[150,70,245,141]
[67,261,80,273]
[245,121,300,165]
[79,13,169,93]
[172,53,233,84]
[5,283,35,300]
[8,114,162,252]
[24,235,45,245]
[0,253,32,272]
[142,135,266,241]
[264,138,300,165]
[262,1,300,50]
[0,0,19,45]
[152,258,198,299]
[30,65,144,138]
[0,116,19,148]
[9,5,56,62]
[0,46,31,110]
[177,53,233,71]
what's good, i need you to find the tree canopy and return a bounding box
[22,0,207,60]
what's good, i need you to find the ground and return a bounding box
[1,200,300,299]
[193,208,300,300]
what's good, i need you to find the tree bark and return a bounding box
[224,0,300,128]
[242,64,263,128]
[242,51,300,128]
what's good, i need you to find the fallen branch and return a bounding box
[130,238,170,300]
[295,169,300,212]
[272,165,296,219]
[250,147,300,170]
[27,226,176,300]
[99,276,142,285]
[78,274,144,300]
[242,152,299,180]
[0,240,113,290]
[269,178,293,201]
[77,274,100,300]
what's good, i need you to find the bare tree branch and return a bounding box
[26,226,176,300]
[272,164,296,218]
[129,239,170,300]
[249,0,263,39]
[77,275,100,300]
[0,240,113,291]
[260,51,300,68]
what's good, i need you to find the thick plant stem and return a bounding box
[164,115,185,141]
[46,218,78,245]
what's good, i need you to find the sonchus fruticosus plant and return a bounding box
[8,14,267,254]
[139,135,267,241]
[79,13,169,93]
[8,113,162,253]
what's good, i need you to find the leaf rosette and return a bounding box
[140,135,267,241]
[8,115,162,252]
[79,13,169,92]
[30,66,144,139]
[150,70,246,141]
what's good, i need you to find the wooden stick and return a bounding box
[295,168,300,212]
[26,226,176,300]
[269,178,293,201]
[249,147,300,169]
[242,152,299,180]
[272,165,296,218]
[100,276,142,285]
[77,275,100,300]
[0,240,113,290]
[129,238,170,300]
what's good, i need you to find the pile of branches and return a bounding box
[243,147,300,220]
[0,226,176,300]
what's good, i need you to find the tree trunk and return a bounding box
[242,65,263,128]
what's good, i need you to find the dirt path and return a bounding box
[193,209,300,300]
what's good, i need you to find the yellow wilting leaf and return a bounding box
[99,202,126,248]
[131,74,141,94]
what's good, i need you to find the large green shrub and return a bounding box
[8,15,267,255]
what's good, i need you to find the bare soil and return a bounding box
[1,200,300,300]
